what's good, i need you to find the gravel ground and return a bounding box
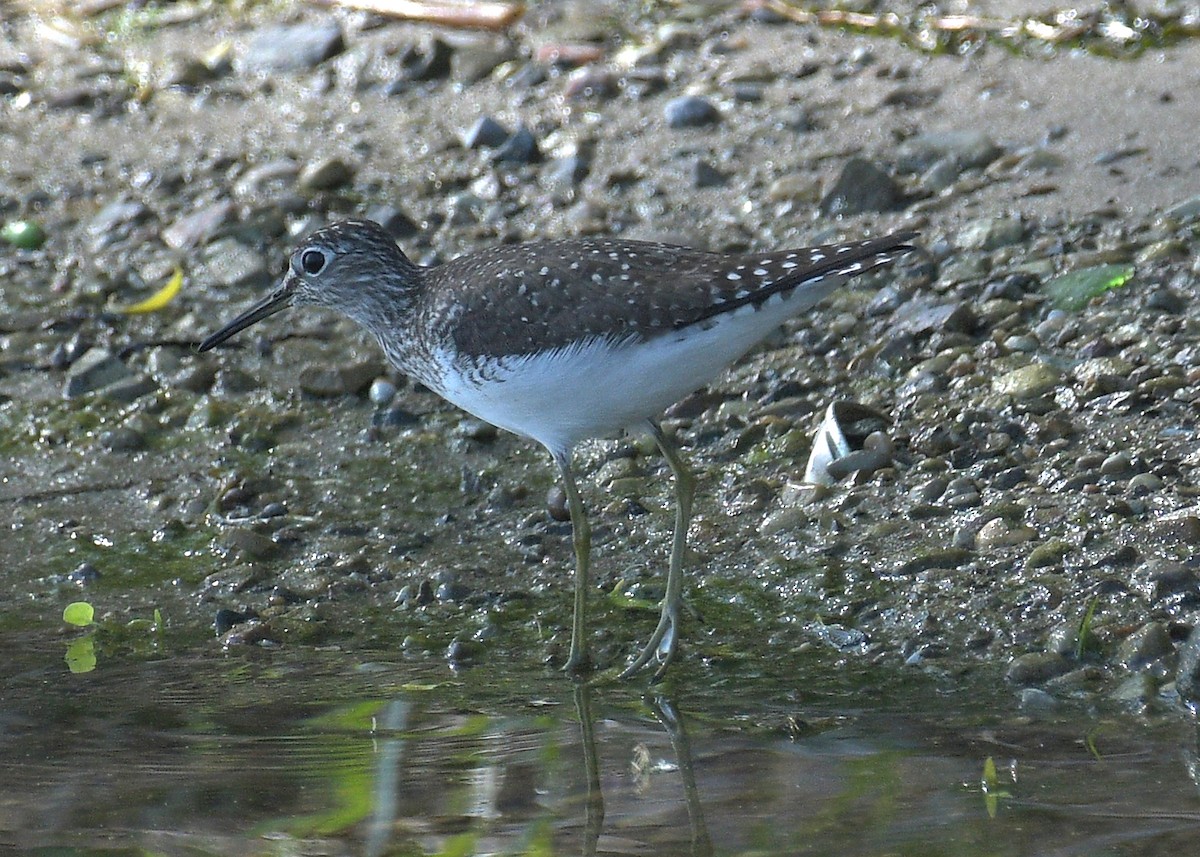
[1,1,1198,708]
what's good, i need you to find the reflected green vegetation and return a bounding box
[0,636,1195,856]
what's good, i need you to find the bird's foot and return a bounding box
[619,606,678,682]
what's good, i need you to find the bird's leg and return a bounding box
[620,420,696,681]
[556,453,593,674]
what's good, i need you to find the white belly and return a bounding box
[423,280,847,456]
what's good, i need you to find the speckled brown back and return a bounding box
[426,233,916,359]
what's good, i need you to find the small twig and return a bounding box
[314,0,525,31]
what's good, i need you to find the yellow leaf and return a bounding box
[120,267,183,314]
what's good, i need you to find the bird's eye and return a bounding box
[300,249,327,275]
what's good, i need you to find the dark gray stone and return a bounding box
[665,95,720,128]
[691,159,727,188]
[397,34,454,82]
[492,125,541,165]
[298,157,355,192]
[820,158,902,216]
[461,116,509,149]
[64,347,132,398]
[365,204,421,238]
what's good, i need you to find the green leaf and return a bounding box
[1042,264,1135,311]
[1,219,46,249]
[65,637,96,674]
[982,755,998,788]
[63,601,95,627]
[1076,596,1100,659]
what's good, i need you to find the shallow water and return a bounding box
[4,639,1199,857]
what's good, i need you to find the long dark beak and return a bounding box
[197,274,298,352]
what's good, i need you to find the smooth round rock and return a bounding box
[369,378,397,406]
[664,95,719,128]
[1005,652,1072,685]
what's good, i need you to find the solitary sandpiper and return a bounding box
[199,219,916,679]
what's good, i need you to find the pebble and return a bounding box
[364,205,421,238]
[86,199,148,248]
[888,298,974,336]
[373,406,419,428]
[919,158,961,193]
[1147,514,1200,545]
[260,502,287,519]
[1135,240,1188,265]
[239,23,344,73]
[1019,687,1058,713]
[691,159,727,188]
[546,485,570,522]
[99,426,146,452]
[214,608,255,635]
[67,562,102,585]
[564,66,617,99]
[664,95,720,128]
[1162,194,1200,223]
[991,363,1060,399]
[64,347,132,398]
[368,378,397,406]
[234,159,299,198]
[819,157,902,216]
[1099,452,1135,477]
[297,361,378,397]
[1175,624,1200,709]
[1005,652,1071,685]
[1023,540,1072,571]
[222,528,280,561]
[992,467,1027,490]
[1133,559,1198,603]
[446,639,483,664]
[393,35,454,84]
[910,477,948,503]
[199,238,271,288]
[436,580,471,603]
[1116,621,1173,671]
[161,200,235,250]
[446,191,485,225]
[457,419,498,442]
[1109,673,1154,708]
[493,125,541,165]
[451,42,513,83]
[767,173,821,204]
[542,155,590,189]
[957,217,1025,250]
[1145,287,1187,313]
[895,130,1003,173]
[893,547,972,575]
[298,157,355,192]
[975,518,1035,549]
[461,116,509,149]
